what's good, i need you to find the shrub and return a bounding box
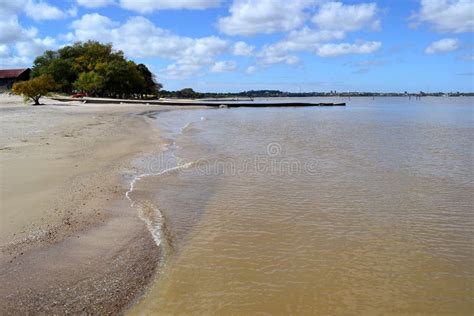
[12,75,56,105]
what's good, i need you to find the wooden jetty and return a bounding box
[51,97,346,107]
[154,101,346,107]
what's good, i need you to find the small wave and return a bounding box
[134,202,164,248]
[127,115,206,247]
[125,161,197,247]
[179,116,207,134]
[180,122,193,133]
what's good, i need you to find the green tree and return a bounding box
[179,88,198,98]
[156,82,163,92]
[48,59,76,92]
[137,63,160,97]
[73,71,104,95]
[103,59,130,98]
[127,61,146,97]
[12,75,56,105]
[30,41,159,99]
[31,50,57,77]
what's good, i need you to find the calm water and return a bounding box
[130,97,473,315]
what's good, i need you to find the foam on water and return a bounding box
[125,161,196,246]
[125,117,202,247]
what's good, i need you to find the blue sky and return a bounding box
[0,0,473,92]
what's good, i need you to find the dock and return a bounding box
[50,97,346,107]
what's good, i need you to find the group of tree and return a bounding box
[13,41,162,104]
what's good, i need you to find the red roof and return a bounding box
[0,69,30,79]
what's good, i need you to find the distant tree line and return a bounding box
[30,41,162,99]
[159,89,474,99]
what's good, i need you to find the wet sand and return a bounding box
[0,94,188,313]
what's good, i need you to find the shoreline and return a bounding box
[50,96,346,107]
[0,94,201,313]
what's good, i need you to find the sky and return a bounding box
[0,0,473,92]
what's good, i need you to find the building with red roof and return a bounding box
[0,68,31,90]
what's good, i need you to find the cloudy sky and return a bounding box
[0,0,473,92]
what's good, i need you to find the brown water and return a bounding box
[129,97,473,315]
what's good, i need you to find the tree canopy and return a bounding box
[73,71,104,94]
[31,41,161,98]
[12,74,56,105]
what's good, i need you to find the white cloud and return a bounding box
[414,0,474,33]
[218,0,315,36]
[253,1,382,64]
[67,6,78,17]
[0,44,10,57]
[312,2,380,32]
[0,0,74,21]
[164,62,203,79]
[232,41,254,56]
[258,44,300,65]
[15,36,56,58]
[24,0,74,21]
[70,15,228,58]
[0,16,34,44]
[316,41,381,57]
[119,0,220,13]
[0,55,31,68]
[0,1,25,14]
[68,14,229,78]
[210,61,237,73]
[0,1,58,67]
[257,26,379,64]
[425,38,460,54]
[276,27,345,52]
[76,0,115,8]
[70,13,118,41]
[246,65,257,74]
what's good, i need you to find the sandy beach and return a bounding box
[0,94,189,313]
[1,94,472,314]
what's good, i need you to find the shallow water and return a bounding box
[129,97,473,315]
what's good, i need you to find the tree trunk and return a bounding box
[32,96,41,105]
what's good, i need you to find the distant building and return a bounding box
[0,68,31,90]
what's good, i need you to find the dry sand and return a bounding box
[0,94,195,313]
